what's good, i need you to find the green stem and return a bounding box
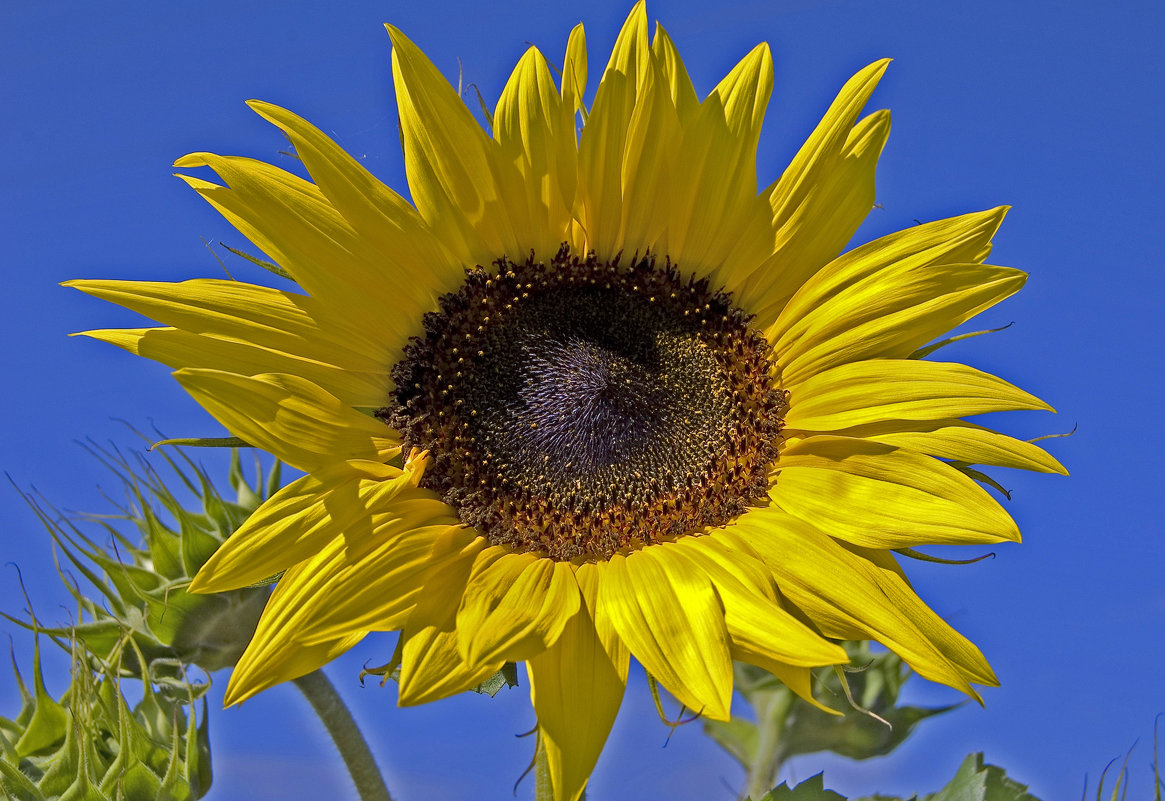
[744,689,795,801]
[293,669,392,801]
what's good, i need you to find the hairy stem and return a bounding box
[294,669,392,801]
[744,689,794,801]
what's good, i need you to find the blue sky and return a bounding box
[2,1,1163,799]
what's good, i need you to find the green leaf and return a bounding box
[760,773,847,801]
[923,753,1040,801]
[703,716,760,766]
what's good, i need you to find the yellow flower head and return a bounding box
[67,4,1063,799]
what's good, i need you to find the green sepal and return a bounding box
[150,437,251,450]
[217,243,292,280]
[0,758,46,801]
[951,463,1012,501]
[909,323,1013,360]
[471,663,519,697]
[184,698,212,798]
[13,639,69,758]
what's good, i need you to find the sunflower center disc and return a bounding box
[383,247,786,560]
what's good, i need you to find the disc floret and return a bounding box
[384,247,786,560]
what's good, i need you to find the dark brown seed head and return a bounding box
[380,246,785,561]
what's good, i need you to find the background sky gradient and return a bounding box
[3,1,1163,799]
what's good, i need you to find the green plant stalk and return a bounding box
[293,670,392,801]
[745,689,795,801]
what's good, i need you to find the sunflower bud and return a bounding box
[11,439,273,679]
[0,637,211,800]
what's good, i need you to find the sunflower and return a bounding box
[66,4,1063,799]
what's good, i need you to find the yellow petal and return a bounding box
[741,108,889,326]
[190,458,426,593]
[773,435,1020,547]
[837,419,1068,475]
[726,509,995,698]
[575,1,650,257]
[846,544,997,686]
[774,262,1027,386]
[742,60,891,317]
[650,24,699,124]
[77,326,387,409]
[172,154,423,342]
[387,25,520,265]
[460,556,581,666]
[595,547,733,720]
[173,369,399,473]
[246,100,463,301]
[670,535,848,668]
[397,533,503,705]
[225,554,366,705]
[616,54,682,254]
[784,359,1053,430]
[296,519,462,645]
[662,44,775,289]
[767,206,1009,345]
[64,278,395,391]
[529,586,626,801]
[225,500,459,689]
[494,46,577,257]
[561,23,588,118]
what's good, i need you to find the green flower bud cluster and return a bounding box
[2,435,280,800]
[11,440,274,676]
[1,638,211,801]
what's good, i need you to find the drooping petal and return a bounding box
[190,457,428,593]
[173,369,399,473]
[227,501,459,679]
[726,509,996,698]
[595,547,733,720]
[783,359,1053,430]
[396,532,503,706]
[844,543,997,686]
[772,435,1020,547]
[669,535,848,668]
[529,566,627,801]
[456,555,581,666]
[295,517,463,644]
[388,25,523,265]
[773,262,1027,386]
